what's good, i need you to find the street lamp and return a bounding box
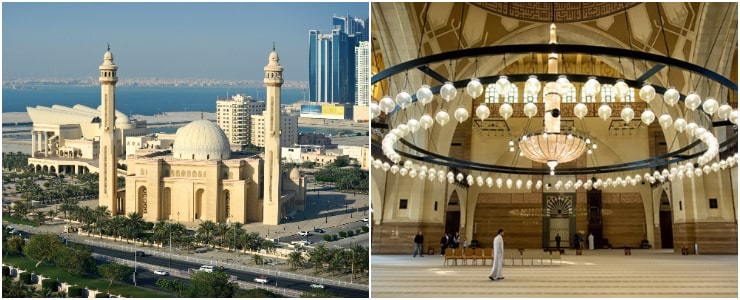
[133,240,138,286]
[168,222,173,269]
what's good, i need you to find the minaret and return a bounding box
[263,45,283,225]
[99,46,118,214]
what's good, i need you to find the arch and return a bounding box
[195,188,205,220]
[162,187,172,220]
[222,189,231,222]
[42,165,48,173]
[137,186,148,215]
[49,166,56,174]
[658,190,674,249]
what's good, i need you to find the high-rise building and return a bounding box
[308,15,368,104]
[355,41,370,106]
[250,110,298,148]
[216,94,265,146]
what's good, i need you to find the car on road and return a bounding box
[298,230,310,236]
[300,239,312,245]
[313,228,325,233]
[254,275,270,284]
[135,250,146,257]
[362,217,369,222]
[153,270,169,276]
[199,265,215,273]
[310,283,325,289]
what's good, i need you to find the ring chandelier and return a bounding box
[370,42,738,191]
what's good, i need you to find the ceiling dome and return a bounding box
[172,120,230,160]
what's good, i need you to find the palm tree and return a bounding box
[108,216,126,241]
[33,210,46,225]
[215,222,229,247]
[196,220,217,247]
[287,251,305,270]
[94,205,110,238]
[229,222,245,251]
[124,212,145,241]
[252,254,263,265]
[308,244,329,274]
[326,248,346,275]
[152,220,169,246]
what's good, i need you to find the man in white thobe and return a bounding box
[588,233,595,250]
[488,229,505,280]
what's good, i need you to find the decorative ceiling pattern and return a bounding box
[472,2,641,23]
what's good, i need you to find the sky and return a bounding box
[2,2,368,81]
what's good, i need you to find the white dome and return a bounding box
[172,120,231,160]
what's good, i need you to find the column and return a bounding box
[31,130,36,155]
[44,132,48,157]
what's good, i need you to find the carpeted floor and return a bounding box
[370,249,737,298]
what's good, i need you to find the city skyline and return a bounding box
[2,2,368,82]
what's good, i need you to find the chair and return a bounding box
[463,247,475,266]
[452,248,464,266]
[443,248,454,266]
[483,248,493,265]
[474,248,484,266]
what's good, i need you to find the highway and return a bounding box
[15,229,368,298]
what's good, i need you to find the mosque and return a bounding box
[370,3,737,297]
[28,46,304,226]
[371,2,738,255]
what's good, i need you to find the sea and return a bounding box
[2,85,366,137]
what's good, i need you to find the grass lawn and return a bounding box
[3,255,170,298]
[3,214,39,227]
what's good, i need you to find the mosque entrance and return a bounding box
[542,194,576,248]
[445,191,461,235]
[659,191,674,249]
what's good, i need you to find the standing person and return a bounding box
[452,232,461,249]
[579,233,586,249]
[440,233,449,256]
[588,232,595,250]
[574,233,580,249]
[488,229,505,281]
[555,233,561,249]
[413,231,424,257]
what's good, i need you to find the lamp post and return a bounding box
[168,222,172,269]
[133,240,138,286]
[230,215,236,252]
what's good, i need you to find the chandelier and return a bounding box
[370,6,738,191]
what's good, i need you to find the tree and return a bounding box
[24,233,63,267]
[197,220,217,247]
[252,254,264,265]
[215,222,229,247]
[5,235,24,256]
[287,251,305,270]
[326,248,346,275]
[12,200,29,219]
[308,244,329,273]
[98,262,134,286]
[54,244,96,276]
[125,212,145,241]
[237,288,276,298]
[156,278,186,295]
[183,271,236,297]
[300,288,336,298]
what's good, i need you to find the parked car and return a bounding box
[362,217,369,222]
[254,275,270,284]
[313,228,325,233]
[153,270,169,276]
[199,265,215,273]
[298,230,310,236]
[310,283,325,289]
[300,239,312,245]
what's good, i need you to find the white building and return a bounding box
[216,94,265,146]
[355,40,370,106]
[250,111,298,148]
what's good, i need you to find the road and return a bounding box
[14,229,368,298]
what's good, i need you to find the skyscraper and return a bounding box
[355,41,370,106]
[308,15,368,104]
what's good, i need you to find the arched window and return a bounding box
[600,84,615,103]
[580,89,597,103]
[484,84,499,103]
[503,85,519,103]
[621,88,635,102]
[562,86,577,103]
